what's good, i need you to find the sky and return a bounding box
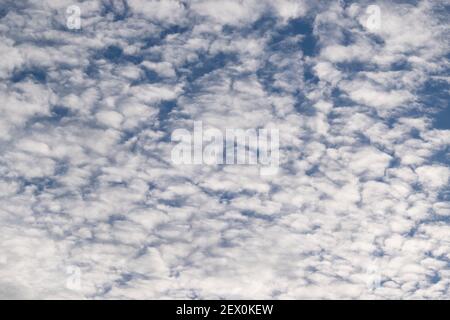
[0,0,449,299]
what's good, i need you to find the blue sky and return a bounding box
[0,0,449,299]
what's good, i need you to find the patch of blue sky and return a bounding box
[11,67,47,83]
[21,177,60,194]
[276,18,317,56]
[183,51,239,83]
[96,45,143,64]
[142,24,190,50]
[100,0,129,21]
[418,77,450,130]
[29,106,71,125]
[0,7,7,19]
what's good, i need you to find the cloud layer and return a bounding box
[0,0,449,299]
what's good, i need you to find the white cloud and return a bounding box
[416,165,450,190]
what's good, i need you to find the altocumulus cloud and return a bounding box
[0,0,449,299]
